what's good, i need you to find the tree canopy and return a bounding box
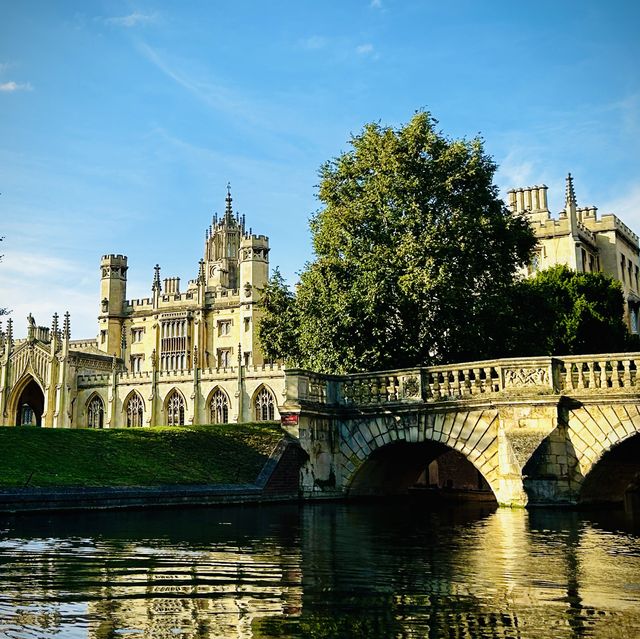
[499,265,630,356]
[259,112,537,373]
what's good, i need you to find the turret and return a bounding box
[238,233,270,366]
[239,234,269,302]
[99,254,128,356]
[203,185,246,290]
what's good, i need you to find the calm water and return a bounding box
[0,501,639,639]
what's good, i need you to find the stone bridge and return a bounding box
[280,354,640,507]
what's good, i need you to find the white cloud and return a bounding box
[495,151,537,191]
[356,43,375,55]
[104,11,157,28]
[370,0,383,8]
[300,35,327,50]
[0,81,32,92]
[0,62,12,73]
[0,251,97,339]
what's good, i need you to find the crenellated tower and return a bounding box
[99,254,128,356]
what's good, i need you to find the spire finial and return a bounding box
[152,264,162,292]
[197,258,205,285]
[566,172,576,207]
[225,182,233,219]
[62,311,70,340]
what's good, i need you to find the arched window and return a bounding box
[209,388,229,424]
[254,386,275,421]
[166,390,185,426]
[87,395,104,429]
[125,392,144,428]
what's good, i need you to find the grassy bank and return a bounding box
[0,423,283,488]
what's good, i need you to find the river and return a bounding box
[0,501,639,638]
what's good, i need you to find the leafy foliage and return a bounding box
[257,268,300,364]
[260,112,536,372]
[500,265,630,356]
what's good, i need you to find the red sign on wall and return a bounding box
[281,413,299,426]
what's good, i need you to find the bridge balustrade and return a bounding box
[286,353,640,409]
[558,355,639,391]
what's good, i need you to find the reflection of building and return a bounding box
[0,189,285,428]
[87,543,302,639]
[509,174,640,332]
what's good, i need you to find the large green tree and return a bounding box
[257,267,299,364]
[260,112,536,373]
[500,265,630,356]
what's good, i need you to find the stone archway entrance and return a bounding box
[14,378,45,426]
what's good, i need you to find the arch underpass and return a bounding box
[578,433,640,505]
[348,440,496,504]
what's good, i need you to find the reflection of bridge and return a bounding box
[281,354,640,506]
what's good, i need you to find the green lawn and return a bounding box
[0,423,283,488]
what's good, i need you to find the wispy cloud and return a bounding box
[600,184,640,224]
[137,42,287,135]
[300,35,327,50]
[0,62,13,73]
[495,151,537,191]
[356,43,375,55]
[370,0,383,9]
[0,81,32,92]
[137,42,243,114]
[0,251,96,339]
[356,42,378,59]
[103,11,157,28]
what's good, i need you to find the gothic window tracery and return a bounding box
[87,395,104,429]
[160,318,188,370]
[254,386,275,421]
[166,390,185,426]
[209,388,229,424]
[125,392,144,428]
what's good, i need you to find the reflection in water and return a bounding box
[0,502,639,638]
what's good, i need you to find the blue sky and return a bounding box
[1,0,639,338]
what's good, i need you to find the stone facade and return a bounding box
[0,189,285,428]
[509,174,640,332]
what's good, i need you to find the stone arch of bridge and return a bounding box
[339,408,500,500]
[565,403,640,504]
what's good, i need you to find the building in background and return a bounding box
[509,174,640,333]
[0,188,284,428]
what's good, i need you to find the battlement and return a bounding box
[241,233,269,244]
[100,254,128,265]
[531,215,597,245]
[585,213,640,246]
[126,298,153,309]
